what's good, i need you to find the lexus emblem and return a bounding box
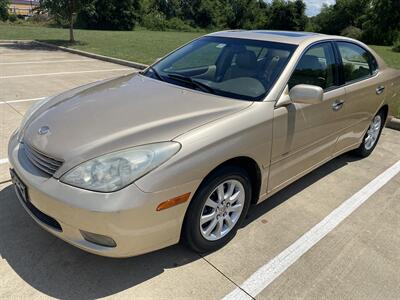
[38,126,50,135]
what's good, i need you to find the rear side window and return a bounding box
[288,42,337,91]
[337,42,377,83]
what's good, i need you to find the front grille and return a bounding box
[23,143,63,176]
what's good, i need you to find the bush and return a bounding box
[0,0,8,21]
[141,11,167,31]
[141,12,198,32]
[392,39,400,52]
[28,13,51,24]
[393,38,400,53]
[166,17,195,32]
[341,26,363,41]
[8,13,18,22]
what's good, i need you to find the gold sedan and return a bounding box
[8,31,400,257]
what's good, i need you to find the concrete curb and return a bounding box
[387,117,400,131]
[0,39,148,70]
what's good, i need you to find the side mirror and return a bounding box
[289,84,323,105]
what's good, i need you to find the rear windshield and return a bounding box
[144,36,297,101]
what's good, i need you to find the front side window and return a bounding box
[144,37,297,101]
[337,42,377,83]
[288,42,337,91]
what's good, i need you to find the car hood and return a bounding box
[22,73,251,175]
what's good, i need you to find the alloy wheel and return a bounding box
[365,115,382,151]
[199,179,245,241]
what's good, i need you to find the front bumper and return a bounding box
[8,133,199,257]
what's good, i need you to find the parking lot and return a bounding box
[1,42,400,299]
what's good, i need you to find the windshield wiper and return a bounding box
[146,66,164,81]
[166,73,217,95]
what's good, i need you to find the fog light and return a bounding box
[80,230,117,248]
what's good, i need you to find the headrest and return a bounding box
[236,50,257,69]
[268,49,290,59]
[298,55,322,70]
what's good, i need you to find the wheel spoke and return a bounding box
[215,219,223,238]
[228,203,242,213]
[226,181,236,198]
[229,190,240,203]
[225,216,234,228]
[201,212,216,225]
[217,185,225,202]
[204,218,218,236]
[205,198,218,209]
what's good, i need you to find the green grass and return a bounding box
[1,24,399,117]
[0,23,203,64]
[1,24,400,68]
[370,45,400,70]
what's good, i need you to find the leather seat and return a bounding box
[223,50,258,80]
[289,55,327,89]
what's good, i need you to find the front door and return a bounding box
[268,42,347,194]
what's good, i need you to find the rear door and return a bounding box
[269,42,347,194]
[333,41,385,154]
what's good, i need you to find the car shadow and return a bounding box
[0,184,200,299]
[0,153,361,298]
[243,153,362,225]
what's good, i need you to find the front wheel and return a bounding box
[182,166,252,253]
[354,110,385,157]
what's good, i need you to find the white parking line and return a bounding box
[0,68,131,79]
[0,158,9,165]
[0,97,46,104]
[0,59,92,65]
[223,159,400,299]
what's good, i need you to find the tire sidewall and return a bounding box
[183,166,252,253]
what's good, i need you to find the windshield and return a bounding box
[144,36,297,101]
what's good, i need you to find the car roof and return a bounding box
[207,30,334,45]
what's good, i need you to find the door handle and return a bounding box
[332,100,345,111]
[376,86,385,95]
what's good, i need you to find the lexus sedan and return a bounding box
[9,31,400,257]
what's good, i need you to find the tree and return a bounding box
[362,0,400,45]
[0,0,9,21]
[78,0,141,30]
[311,0,369,35]
[38,0,94,43]
[268,0,307,31]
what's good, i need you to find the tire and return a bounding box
[354,110,385,157]
[182,165,252,253]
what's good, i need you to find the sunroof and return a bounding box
[252,31,317,38]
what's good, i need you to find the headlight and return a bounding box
[18,97,50,141]
[60,142,181,192]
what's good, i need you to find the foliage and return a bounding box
[393,36,400,53]
[268,0,307,31]
[8,13,17,22]
[0,0,8,21]
[38,0,94,42]
[77,0,140,30]
[362,0,400,45]
[341,26,363,40]
[141,11,167,31]
[310,0,400,46]
[2,23,400,70]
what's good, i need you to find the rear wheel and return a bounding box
[354,110,385,157]
[183,166,251,253]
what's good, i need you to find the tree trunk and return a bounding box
[69,13,75,43]
[68,0,75,44]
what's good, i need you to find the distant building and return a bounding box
[8,0,39,17]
